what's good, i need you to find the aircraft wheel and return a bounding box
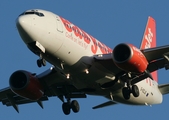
[37,59,42,67]
[71,100,80,113]
[41,58,46,66]
[37,59,46,67]
[62,103,71,115]
[132,85,139,97]
[122,87,130,100]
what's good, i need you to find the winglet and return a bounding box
[140,16,158,82]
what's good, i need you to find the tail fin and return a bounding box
[140,17,156,49]
[140,16,158,82]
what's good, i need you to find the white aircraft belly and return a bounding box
[113,79,162,105]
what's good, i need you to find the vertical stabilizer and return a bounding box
[140,17,158,82]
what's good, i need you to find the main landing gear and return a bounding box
[62,99,80,115]
[122,84,139,100]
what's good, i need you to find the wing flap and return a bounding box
[2,96,48,106]
[147,58,165,72]
[0,87,48,106]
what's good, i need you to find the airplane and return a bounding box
[1,9,169,115]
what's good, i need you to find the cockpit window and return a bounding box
[19,11,44,17]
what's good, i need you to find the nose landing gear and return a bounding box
[37,54,46,67]
[37,58,46,67]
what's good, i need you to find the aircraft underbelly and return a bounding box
[113,80,162,105]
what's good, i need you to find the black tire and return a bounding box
[62,103,71,115]
[132,85,139,97]
[71,100,80,113]
[37,59,42,67]
[41,59,46,66]
[122,87,130,100]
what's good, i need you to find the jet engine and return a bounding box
[9,70,44,100]
[112,43,148,73]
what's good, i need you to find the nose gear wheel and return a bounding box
[37,58,46,67]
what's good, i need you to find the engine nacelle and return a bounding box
[112,43,148,73]
[9,70,44,100]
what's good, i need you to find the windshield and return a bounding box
[19,10,44,17]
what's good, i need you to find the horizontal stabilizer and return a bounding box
[158,84,169,95]
[92,101,117,109]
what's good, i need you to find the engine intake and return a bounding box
[113,43,131,63]
[112,43,148,73]
[10,71,28,90]
[9,70,44,100]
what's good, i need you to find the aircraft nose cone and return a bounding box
[16,16,31,31]
[16,16,32,43]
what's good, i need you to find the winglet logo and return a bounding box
[144,28,153,49]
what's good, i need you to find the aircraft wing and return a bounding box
[141,45,169,62]
[0,87,48,112]
[158,84,169,95]
[96,45,169,72]
[0,67,86,113]
[141,45,169,71]
[94,45,169,85]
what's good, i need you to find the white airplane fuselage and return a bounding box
[16,9,162,106]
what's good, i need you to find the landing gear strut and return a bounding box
[62,99,80,115]
[122,84,139,100]
[37,54,46,67]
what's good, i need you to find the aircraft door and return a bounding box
[56,16,63,33]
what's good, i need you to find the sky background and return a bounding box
[1,0,169,120]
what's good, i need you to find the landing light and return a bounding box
[66,74,70,79]
[85,69,89,74]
